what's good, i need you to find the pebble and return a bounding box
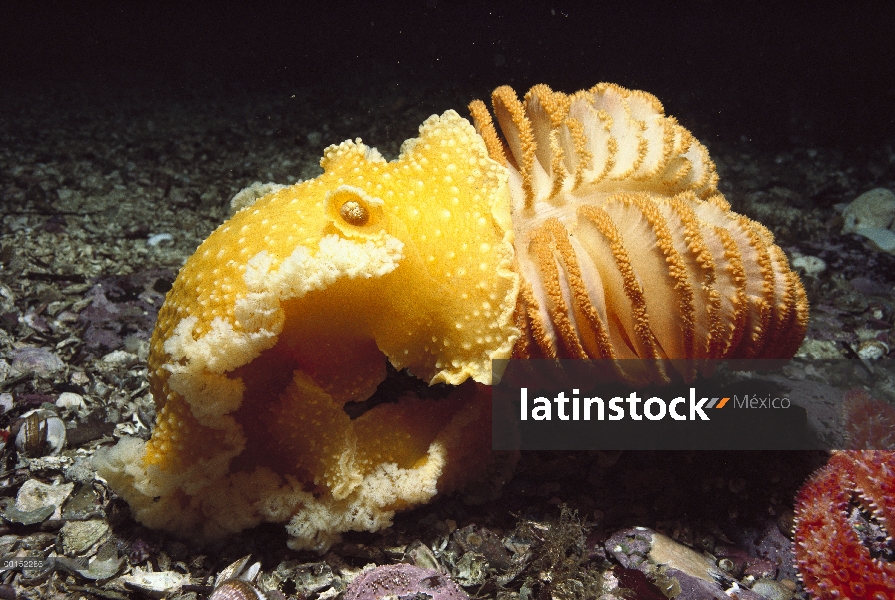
[63,456,101,485]
[60,519,109,555]
[146,233,174,247]
[791,254,826,276]
[853,226,895,254]
[27,455,74,473]
[257,560,336,598]
[100,350,139,368]
[0,498,55,525]
[10,347,65,377]
[15,479,74,515]
[751,578,793,600]
[841,188,895,254]
[56,391,86,411]
[79,541,125,580]
[62,484,102,520]
[842,188,895,233]
[119,567,191,598]
[452,552,488,586]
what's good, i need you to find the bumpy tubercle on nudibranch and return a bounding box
[94,82,808,551]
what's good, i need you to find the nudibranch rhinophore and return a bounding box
[95,83,809,551]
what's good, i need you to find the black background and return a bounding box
[2,1,894,150]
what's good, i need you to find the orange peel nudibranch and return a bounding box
[95,111,518,552]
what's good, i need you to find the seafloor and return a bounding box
[1,71,894,600]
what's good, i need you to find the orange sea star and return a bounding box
[794,449,895,598]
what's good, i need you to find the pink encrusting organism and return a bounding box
[345,564,468,600]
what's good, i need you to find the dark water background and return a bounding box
[3,1,893,152]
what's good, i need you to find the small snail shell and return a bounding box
[14,409,66,457]
[210,555,275,600]
[213,555,259,588]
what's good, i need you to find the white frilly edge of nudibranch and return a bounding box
[163,232,405,378]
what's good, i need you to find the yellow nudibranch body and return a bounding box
[95,83,808,551]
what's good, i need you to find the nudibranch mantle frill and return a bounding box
[95,83,808,551]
